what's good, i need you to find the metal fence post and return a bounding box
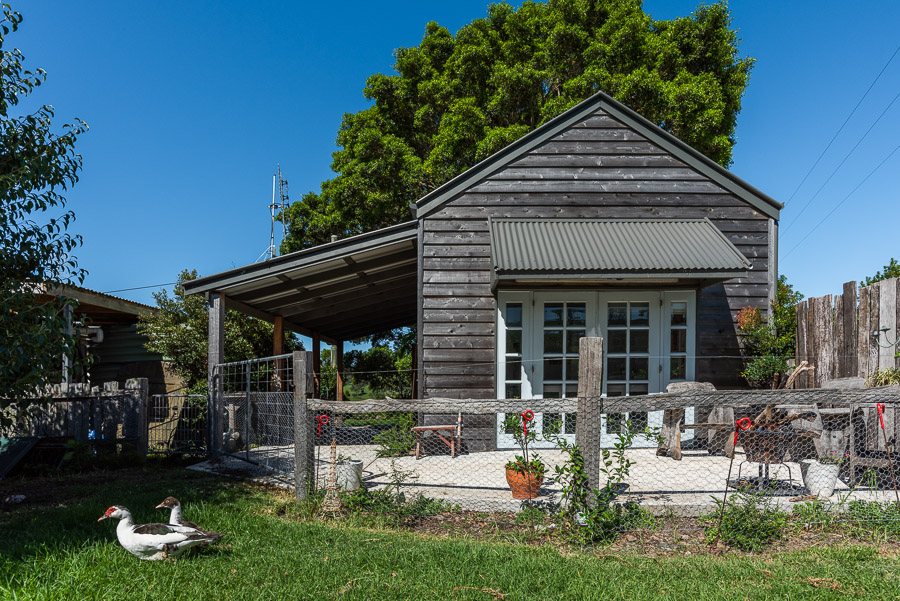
[577,337,603,502]
[294,351,315,500]
[245,361,251,461]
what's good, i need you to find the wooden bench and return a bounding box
[411,413,461,459]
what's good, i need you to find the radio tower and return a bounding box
[258,166,290,262]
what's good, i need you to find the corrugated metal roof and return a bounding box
[490,218,751,276]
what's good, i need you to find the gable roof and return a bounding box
[415,90,781,220]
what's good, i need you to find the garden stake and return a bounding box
[712,417,752,546]
[875,403,900,506]
[519,410,534,436]
[316,414,329,436]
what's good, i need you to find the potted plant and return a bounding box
[502,412,546,499]
[800,453,844,498]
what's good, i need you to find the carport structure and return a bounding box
[181,221,419,400]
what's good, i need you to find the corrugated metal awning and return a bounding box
[182,222,418,343]
[489,218,751,287]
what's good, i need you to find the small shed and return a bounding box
[184,90,781,450]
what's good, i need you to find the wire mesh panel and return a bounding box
[147,394,206,455]
[301,389,900,548]
[214,354,295,475]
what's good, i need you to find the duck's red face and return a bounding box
[98,506,121,521]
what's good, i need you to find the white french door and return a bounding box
[497,290,696,449]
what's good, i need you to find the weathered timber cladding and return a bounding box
[420,108,772,401]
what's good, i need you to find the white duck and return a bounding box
[98,505,224,560]
[155,496,207,532]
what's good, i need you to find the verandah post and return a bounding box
[576,337,603,502]
[207,291,225,457]
[294,350,315,500]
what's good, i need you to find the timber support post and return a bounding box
[294,350,315,500]
[576,337,603,503]
[207,291,225,457]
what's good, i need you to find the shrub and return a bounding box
[702,490,789,551]
[867,368,900,387]
[372,412,416,457]
[736,275,803,388]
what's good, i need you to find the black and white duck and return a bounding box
[98,505,224,560]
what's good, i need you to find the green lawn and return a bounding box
[2,465,899,600]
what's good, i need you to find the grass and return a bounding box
[2,465,900,600]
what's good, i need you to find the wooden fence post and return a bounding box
[576,337,603,501]
[294,351,315,500]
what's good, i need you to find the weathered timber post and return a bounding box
[208,291,225,456]
[124,378,149,456]
[294,350,315,500]
[657,381,716,459]
[576,337,603,501]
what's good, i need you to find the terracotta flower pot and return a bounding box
[505,468,544,499]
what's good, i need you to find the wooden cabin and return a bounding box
[184,90,781,451]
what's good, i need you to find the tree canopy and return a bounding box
[1,5,88,417]
[283,0,754,250]
[138,270,303,394]
[862,258,900,288]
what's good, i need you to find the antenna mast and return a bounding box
[258,165,290,262]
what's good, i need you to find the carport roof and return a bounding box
[182,221,418,343]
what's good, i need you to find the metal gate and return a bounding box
[212,354,295,475]
[147,394,206,455]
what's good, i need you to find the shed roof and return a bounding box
[415,90,782,220]
[489,218,751,287]
[182,221,418,343]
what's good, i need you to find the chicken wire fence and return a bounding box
[212,353,900,543]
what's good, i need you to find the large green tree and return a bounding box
[1,5,88,420]
[138,270,303,394]
[283,0,754,250]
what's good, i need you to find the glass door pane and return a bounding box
[600,293,660,447]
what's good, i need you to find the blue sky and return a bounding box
[14,0,900,314]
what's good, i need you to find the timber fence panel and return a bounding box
[796,278,900,388]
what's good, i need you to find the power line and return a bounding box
[783,89,900,233]
[782,42,900,210]
[103,282,177,294]
[785,141,900,257]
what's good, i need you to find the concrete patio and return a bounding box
[192,444,896,516]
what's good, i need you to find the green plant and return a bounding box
[847,500,900,538]
[735,275,803,389]
[792,499,838,531]
[501,413,545,476]
[818,452,849,465]
[546,419,657,545]
[372,412,416,457]
[702,489,789,551]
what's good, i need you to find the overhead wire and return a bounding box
[785,141,900,257]
[102,282,177,293]
[781,42,900,216]
[782,89,900,234]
